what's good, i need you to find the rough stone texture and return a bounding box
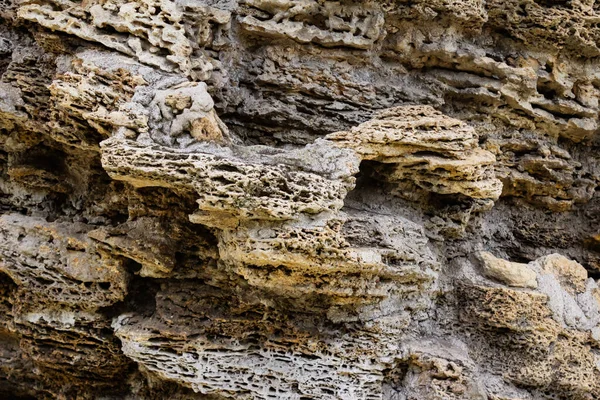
[327,105,503,201]
[1,0,600,399]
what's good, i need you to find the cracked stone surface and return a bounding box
[1,0,600,399]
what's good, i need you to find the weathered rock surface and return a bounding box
[477,251,537,289]
[327,105,503,201]
[1,0,600,399]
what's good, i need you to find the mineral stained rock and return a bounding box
[1,1,600,399]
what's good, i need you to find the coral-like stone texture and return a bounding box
[1,0,600,399]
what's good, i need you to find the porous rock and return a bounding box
[1,0,600,399]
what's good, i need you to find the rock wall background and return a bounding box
[1,0,600,399]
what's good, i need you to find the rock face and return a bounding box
[1,0,600,399]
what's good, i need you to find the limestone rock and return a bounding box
[327,106,503,201]
[239,0,385,50]
[488,136,597,211]
[538,253,588,293]
[17,0,228,79]
[391,339,487,400]
[113,282,406,400]
[477,251,538,289]
[0,213,129,308]
[0,214,134,396]
[458,280,600,399]
[220,210,439,321]
[88,216,219,278]
[100,136,358,228]
[327,105,480,161]
[148,81,233,145]
[2,0,600,398]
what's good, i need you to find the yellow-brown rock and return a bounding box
[2,0,600,398]
[327,105,503,201]
[477,251,538,289]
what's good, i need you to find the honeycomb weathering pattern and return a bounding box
[1,0,600,399]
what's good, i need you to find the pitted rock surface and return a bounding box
[1,1,600,399]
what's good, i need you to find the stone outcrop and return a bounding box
[1,0,600,399]
[239,0,385,50]
[477,251,538,289]
[327,105,503,201]
[457,252,600,399]
[113,282,405,399]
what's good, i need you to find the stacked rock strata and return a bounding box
[1,1,600,399]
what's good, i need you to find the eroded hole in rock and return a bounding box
[102,273,159,320]
[537,81,558,100]
[533,0,570,8]
[0,29,10,78]
[124,258,143,274]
